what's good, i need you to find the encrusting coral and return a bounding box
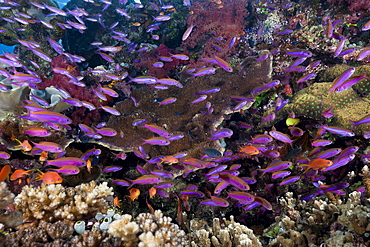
[14,180,114,222]
[187,215,262,247]
[108,209,186,247]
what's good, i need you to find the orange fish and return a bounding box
[0,165,11,182]
[239,145,259,155]
[86,160,92,173]
[127,188,140,202]
[300,159,333,173]
[14,139,32,151]
[35,170,63,184]
[149,187,157,198]
[160,155,179,165]
[113,196,122,208]
[39,151,48,162]
[66,65,77,72]
[10,169,32,181]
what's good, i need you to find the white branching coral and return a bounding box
[108,214,140,243]
[266,191,370,247]
[108,210,185,247]
[14,181,113,222]
[189,215,262,247]
[0,182,22,227]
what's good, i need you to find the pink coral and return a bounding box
[38,55,101,124]
[328,0,370,12]
[134,44,188,78]
[182,0,248,68]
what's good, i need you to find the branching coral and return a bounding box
[108,210,185,247]
[188,215,262,247]
[14,181,114,222]
[5,220,124,247]
[265,192,370,247]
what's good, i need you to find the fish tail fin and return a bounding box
[348,120,357,126]
[34,169,43,180]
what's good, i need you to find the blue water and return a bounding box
[0,0,70,54]
[56,0,70,7]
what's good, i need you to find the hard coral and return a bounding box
[108,210,185,247]
[14,181,113,222]
[265,192,370,247]
[5,220,122,247]
[188,215,262,247]
[95,54,273,159]
[272,79,370,135]
[0,182,22,227]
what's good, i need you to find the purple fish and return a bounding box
[285,49,312,57]
[112,179,130,186]
[128,175,164,187]
[227,191,254,203]
[210,128,233,140]
[192,67,216,77]
[335,74,368,93]
[320,125,355,136]
[100,105,121,116]
[182,24,194,41]
[95,127,117,137]
[194,88,220,95]
[271,170,291,179]
[314,148,342,159]
[103,166,123,172]
[143,137,170,146]
[357,47,370,61]
[269,130,293,144]
[200,196,229,207]
[179,190,205,198]
[329,67,356,91]
[46,157,87,167]
[219,174,250,190]
[192,95,207,104]
[29,111,72,124]
[279,175,300,185]
[322,154,355,172]
[259,161,293,173]
[296,73,316,83]
[0,151,10,159]
[333,38,346,57]
[338,48,356,57]
[154,15,171,21]
[158,97,177,105]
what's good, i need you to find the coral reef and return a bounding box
[5,220,124,247]
[270,81,370,134]
[95,54,272,158]
[265,191,370,247]
[14,181,114,222]
[108,209,185,247]
[183,0,248,67]
[188,215,262,247]
[0,182,22,227]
